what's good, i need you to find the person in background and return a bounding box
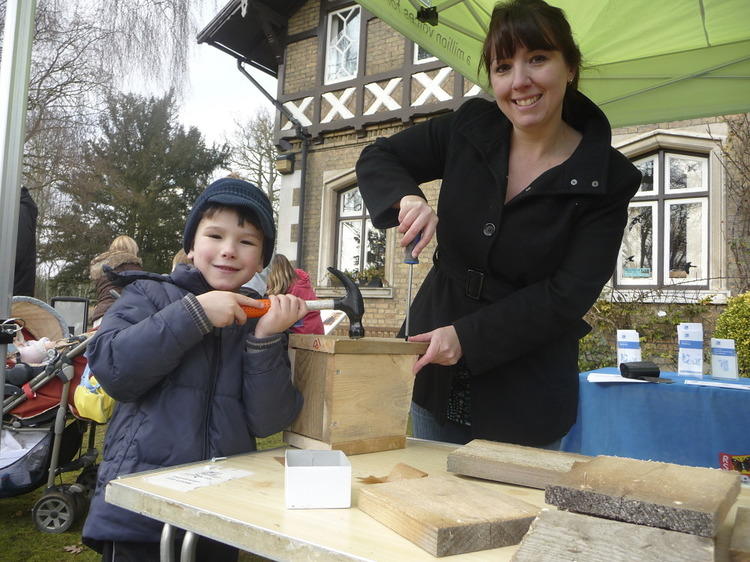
[82,177,305,561]
[356,0,641,448]
[170,248,191,272]
[266,253,324,335]
[89,235,143,328]
[14,186,38,297]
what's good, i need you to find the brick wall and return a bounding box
[288,0,319,35]
[284,37,318,95]
[365,18,405,75]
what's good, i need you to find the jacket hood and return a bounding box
[90,250,142,281]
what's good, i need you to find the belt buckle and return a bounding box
[465,268,484,300]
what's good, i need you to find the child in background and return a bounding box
[82,178,305,561]
[267,253,324,335]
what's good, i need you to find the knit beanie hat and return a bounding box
[183,178,276,267]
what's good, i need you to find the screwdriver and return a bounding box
[403,233,421,340]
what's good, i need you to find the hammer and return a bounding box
[242,266,365,339]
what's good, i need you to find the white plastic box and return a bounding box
[284,449,351,509]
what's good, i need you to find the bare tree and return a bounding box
[226,108,280,210]
[721,114,750,293]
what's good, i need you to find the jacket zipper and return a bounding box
[203,329,222,458]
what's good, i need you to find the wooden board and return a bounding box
[447,439,590,489]
[284,431,406,456]
[288,349,416,452]
[731,506,750,562]
[358,475,538,557]
[290,334,428,355]
[514,508,715,562]
[545,456,741,537]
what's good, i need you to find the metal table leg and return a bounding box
[180,531,197,562]
[160,523,175,562]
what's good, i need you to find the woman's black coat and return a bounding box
[356,93,641,445]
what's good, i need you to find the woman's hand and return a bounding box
[254,294,308,338]
[397,195,438,259]
[408,325,462,374]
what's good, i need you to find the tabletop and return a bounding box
[106,438,749,561]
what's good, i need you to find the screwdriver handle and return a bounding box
[404,233,421,265]
[240,300,272,318]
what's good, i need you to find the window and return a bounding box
[336,186,386,282]
[616,150,709,288]
[325,6,360,84]
[414,43,437,64]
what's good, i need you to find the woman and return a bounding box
[267,254,324,335]
[356,0,641,447]
[89,235,143,327]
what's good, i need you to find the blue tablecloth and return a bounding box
[561,367,750,469]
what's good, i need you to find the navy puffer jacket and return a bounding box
[82,265,302,544]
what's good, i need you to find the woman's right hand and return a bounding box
[397,195,438,258]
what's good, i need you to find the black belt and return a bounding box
[433,249,515,301]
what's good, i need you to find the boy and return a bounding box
[82,178,305,561]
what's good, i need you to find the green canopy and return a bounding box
[355,0,750,127]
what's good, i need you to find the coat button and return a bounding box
[482,223,496,236]
[570,179,578,186]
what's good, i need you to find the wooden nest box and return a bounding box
[284,335,428,455]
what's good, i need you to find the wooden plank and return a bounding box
[358,475,538,557]
[284,431,406,456]
[731,506,750,562]
[289,349,334,441]
[514,508,715,562]
[545,456,741,537]
[327,354,415,442]
[290,334,428,355]
[447,439,590,489]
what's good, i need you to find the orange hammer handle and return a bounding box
[240,300,272,318]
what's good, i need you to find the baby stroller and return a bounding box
[2,296,99,533]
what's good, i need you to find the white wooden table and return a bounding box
[105,438,749,561]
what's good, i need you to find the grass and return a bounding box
[0,424,283,561]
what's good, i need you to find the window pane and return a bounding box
[620,205,654,281]
[339,187,363,217]
[364,220,386,271]
[667,154,707,191]
[668,201,704,283]
[414,44,436,63]
[326,7,360,83]
[633,156,655,193]
[338,219,362,274]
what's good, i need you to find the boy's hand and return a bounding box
[196,291,260,328]
[254,294,308,338]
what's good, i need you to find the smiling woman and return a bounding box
[356,0,642,448]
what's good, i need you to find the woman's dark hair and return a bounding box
[481,0,582,91]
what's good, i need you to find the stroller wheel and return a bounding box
[32,491,77,533]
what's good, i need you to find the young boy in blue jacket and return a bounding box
[82,178,305,561]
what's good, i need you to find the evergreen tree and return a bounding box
[45,91,228,291]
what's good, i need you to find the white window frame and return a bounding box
[324,5,361,85]
[610,128,730,304]
[317,168,394,299]
[664,153,709,195]
[663,197,709,286]
[413,43,437,64]
[617,200,658,286]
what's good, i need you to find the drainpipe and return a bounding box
[236,60,310,270]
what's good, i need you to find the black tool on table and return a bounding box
[619,361,673,384]
[403,233,421,340]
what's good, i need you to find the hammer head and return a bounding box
[327,266,365,339]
